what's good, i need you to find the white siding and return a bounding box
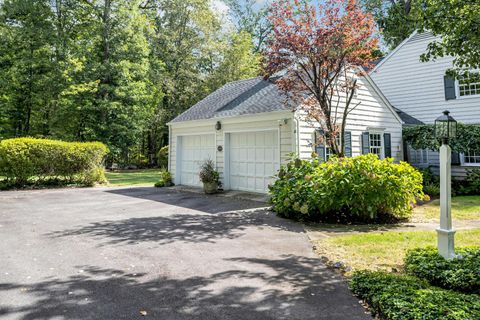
[297,75,404,161]
[169,112,293,188]
[372,32,480,176]
[371,32,480,125]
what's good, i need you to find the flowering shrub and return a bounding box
[269,154,424,222]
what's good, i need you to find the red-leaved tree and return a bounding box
[263,0,378,157]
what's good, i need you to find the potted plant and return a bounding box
[199,159,219,194]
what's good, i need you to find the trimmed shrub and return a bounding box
[350,270,480,320]
[154,169,173,188]
[405,247,480,294]
[0,138,108,186]
[269,154,424,222]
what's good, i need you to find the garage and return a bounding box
[178,134,215,187]
[227,130,280,193]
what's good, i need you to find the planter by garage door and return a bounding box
[178,134,215,187]
[228,130,280,193]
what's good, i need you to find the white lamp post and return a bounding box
[434,110,457,259]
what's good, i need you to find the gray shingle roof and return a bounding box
[170,77,291,123]
[393,107,424,125]
[171,75,423,126]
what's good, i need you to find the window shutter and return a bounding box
[344,131,352,157]
[314,129,325,161]
[452,152,461,165]
[384,133,392,158]
[361,132,370,154]
[444,76,456,100]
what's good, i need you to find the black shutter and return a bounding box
[384,133,392,158]
[344,131,352,157]
[314,129,325,162]
[451,152,461,165]
[361,132,370,154]
[444,76,456,100]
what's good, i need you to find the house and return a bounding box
[370,31,480,177]
[167,71,407,193]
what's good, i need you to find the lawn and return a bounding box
[105,169,162,186]
[312,195,480,274]
[314,228,480,273]
[414,195,480,221]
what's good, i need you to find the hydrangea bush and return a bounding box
[269,154,424,222]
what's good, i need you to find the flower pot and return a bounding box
[203,181,217,194]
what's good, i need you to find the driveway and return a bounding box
[0,187,370,320]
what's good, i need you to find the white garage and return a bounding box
[226,130,280,193]
[177,134,216,187]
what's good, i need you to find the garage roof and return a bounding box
[170,77,291,123]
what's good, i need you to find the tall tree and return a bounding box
[419,0,480,76]
[0,0,57,136]
[207,31,261,91]
[361,0,420,49]
[222,0,272,52]
[263,0,378,156]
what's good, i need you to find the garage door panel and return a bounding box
[229,130,279,193]
[179,134,215,187]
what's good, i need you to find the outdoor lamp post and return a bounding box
[435,110,457,259]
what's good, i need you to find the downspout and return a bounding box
[293,115,300,155]
[168,124,172,172]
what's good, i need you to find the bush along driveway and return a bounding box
[0,187,371,320]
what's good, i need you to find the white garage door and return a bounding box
[179,134,216,187]
[229,130,280,193]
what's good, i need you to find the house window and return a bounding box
[369,133,382,157]
[409,147,429,164]
[464,150,480,165]
[458,73,480,97]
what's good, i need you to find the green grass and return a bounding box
[315,229,480,273]
[105,169,163,186]
[414,196,480,221]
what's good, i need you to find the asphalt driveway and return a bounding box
[0,187,370,320]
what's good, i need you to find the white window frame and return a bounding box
[461,150,480,167]
[368,131,384,159]
[455,72,480,99]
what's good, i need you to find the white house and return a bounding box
[370,31,480,177]
[167,71,408,193]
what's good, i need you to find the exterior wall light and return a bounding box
[215,121,222,131]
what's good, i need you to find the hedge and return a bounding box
[269,154,424,223]
[405,247,480,294]
[0,138,108,186]
[350,270,480,320]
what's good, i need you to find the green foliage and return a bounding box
[0,137,108,186]
[0,0,262,166]
[362,0,422,50]
[350,270,480,320]
[419,0,480,74]
[157,145,169,168]
[269,154,424,223]
[451,169,480,196]
[423,184,440,197]
[199,159,219,184]
[155,169,173,188]
[405,247,480,294]
[403,124,480,154]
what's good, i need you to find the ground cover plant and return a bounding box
[405,247,480,294]
[350,270,480,320]
[269,154,424,223]
[0,138,108,188]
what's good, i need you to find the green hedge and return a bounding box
[405,247,480,294]
[269,154,424,222]
[350,270,480,320]
[0,138,108,186]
